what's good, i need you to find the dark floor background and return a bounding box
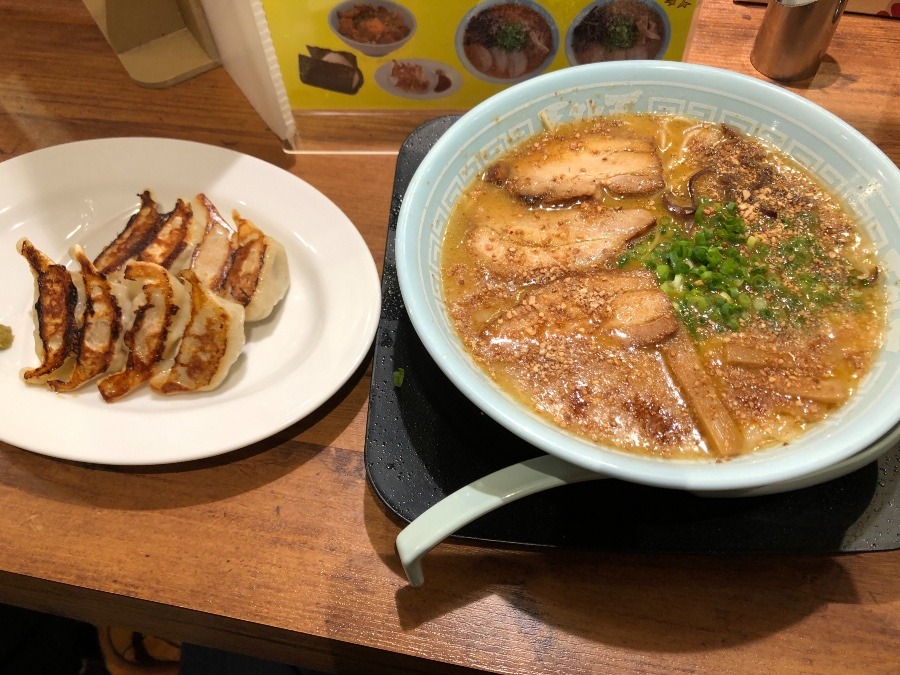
[0,603,324,674]
[0,602,104,674]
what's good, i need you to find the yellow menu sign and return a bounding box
[262,0,697,111]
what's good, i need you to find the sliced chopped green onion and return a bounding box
[618,199,869,336]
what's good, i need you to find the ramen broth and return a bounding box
[440,114,886,460]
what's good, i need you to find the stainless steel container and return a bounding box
[750,0,850,81]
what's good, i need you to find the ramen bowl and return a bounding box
[395,61,900,494]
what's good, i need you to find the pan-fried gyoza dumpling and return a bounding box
[46,246,127,392]
[150,269,246,395]
[190,193,237,290]
[17,238,79,384]
[219,211,289,322]
[93,191,164,274]
[137,197,201,271]
[97,260,191,402]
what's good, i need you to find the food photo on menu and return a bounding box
[263,0,696,110]
[457,1,559,82]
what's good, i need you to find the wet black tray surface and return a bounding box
[363,116,900,554]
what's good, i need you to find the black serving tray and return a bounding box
[363,116,900,554]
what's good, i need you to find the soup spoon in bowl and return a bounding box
[395,421,900,587]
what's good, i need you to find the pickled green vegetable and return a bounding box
[0,324,12,350]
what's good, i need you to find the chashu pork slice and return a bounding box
[477,269,668,360]
[150,269,245,395]
[465,200,656,282]
[603,288,680,348]
[93,191,164,274]
[46,246,126,392]
[485,131,665,202]
[472,270,700,457]
[97,261,191,402]
[17,238,80,384]
[477,269,741,458]
[218,211,289,322]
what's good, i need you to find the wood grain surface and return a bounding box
[0,1,897,673]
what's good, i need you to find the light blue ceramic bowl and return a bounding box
[395,61,900,492]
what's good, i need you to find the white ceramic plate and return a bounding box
[374,59,462,100]
[0,138,381,465]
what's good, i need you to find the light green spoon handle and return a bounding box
[395,423,900,585]
[395,454,605,587]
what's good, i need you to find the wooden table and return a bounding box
[1,1,898,673]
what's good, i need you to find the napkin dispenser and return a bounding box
[82,0,220,88]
